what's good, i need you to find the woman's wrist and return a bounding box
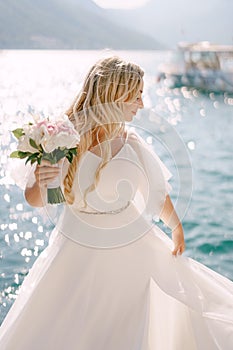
[25,181,47,207]
[171,221,183,232]
[172,222,184,239]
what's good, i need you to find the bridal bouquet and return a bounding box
[10,115,79,204]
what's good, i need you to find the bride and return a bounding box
[0,56,232,349]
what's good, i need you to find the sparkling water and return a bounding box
[0,50,232,324]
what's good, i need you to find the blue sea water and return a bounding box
[0,50,233,324]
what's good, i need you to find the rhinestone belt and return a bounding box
[77,200,131,215]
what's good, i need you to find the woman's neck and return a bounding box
[88,128,127,157]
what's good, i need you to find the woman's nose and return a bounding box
[138,97,144,109]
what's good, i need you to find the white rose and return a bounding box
[40,135,57,153]
[30,126,45,146]
[54,132,78,149]
[17,135,37,153]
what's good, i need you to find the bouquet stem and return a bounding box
[47,187,65,204]
[46,163,65,204]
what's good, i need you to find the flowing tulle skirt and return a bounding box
[0,224,233,350]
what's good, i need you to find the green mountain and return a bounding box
[0,0,163,49]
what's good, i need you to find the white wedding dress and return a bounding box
[0,131,233,350]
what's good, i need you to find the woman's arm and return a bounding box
[24,161,61,207]
[160,194,186,256]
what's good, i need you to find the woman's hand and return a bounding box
[25,160,61,207]
[34,160,61,188]
[160,195,186,256]
[172,223,186,256]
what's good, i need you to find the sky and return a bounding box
[93,0,233,47]
[93,0,150,9]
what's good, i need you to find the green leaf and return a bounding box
[19,151,33,158]
[42,153,55,164]
[30,158,37,165]
[12,128,25,140]
[54,149,66,162]
[70,147,77,155]
[66,153,72,163]
[65,147,78,163]
[40,147,78,165]
[29,138,38,149]
[25,152,40,164]
[10,151,21,158]
[10,150,32,159]
[42,148,67,164]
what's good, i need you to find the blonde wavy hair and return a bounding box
[63,56,144,205]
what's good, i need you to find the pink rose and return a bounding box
[47,123,58,136]
[56,122,72,134]
[36,120,48,128]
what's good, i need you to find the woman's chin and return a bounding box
[125,114,134,122]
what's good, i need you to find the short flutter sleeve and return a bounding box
[8,159,37,190]
[8,157,69,192]
[127,131,173,220]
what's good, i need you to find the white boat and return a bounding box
[157,41,233,93]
